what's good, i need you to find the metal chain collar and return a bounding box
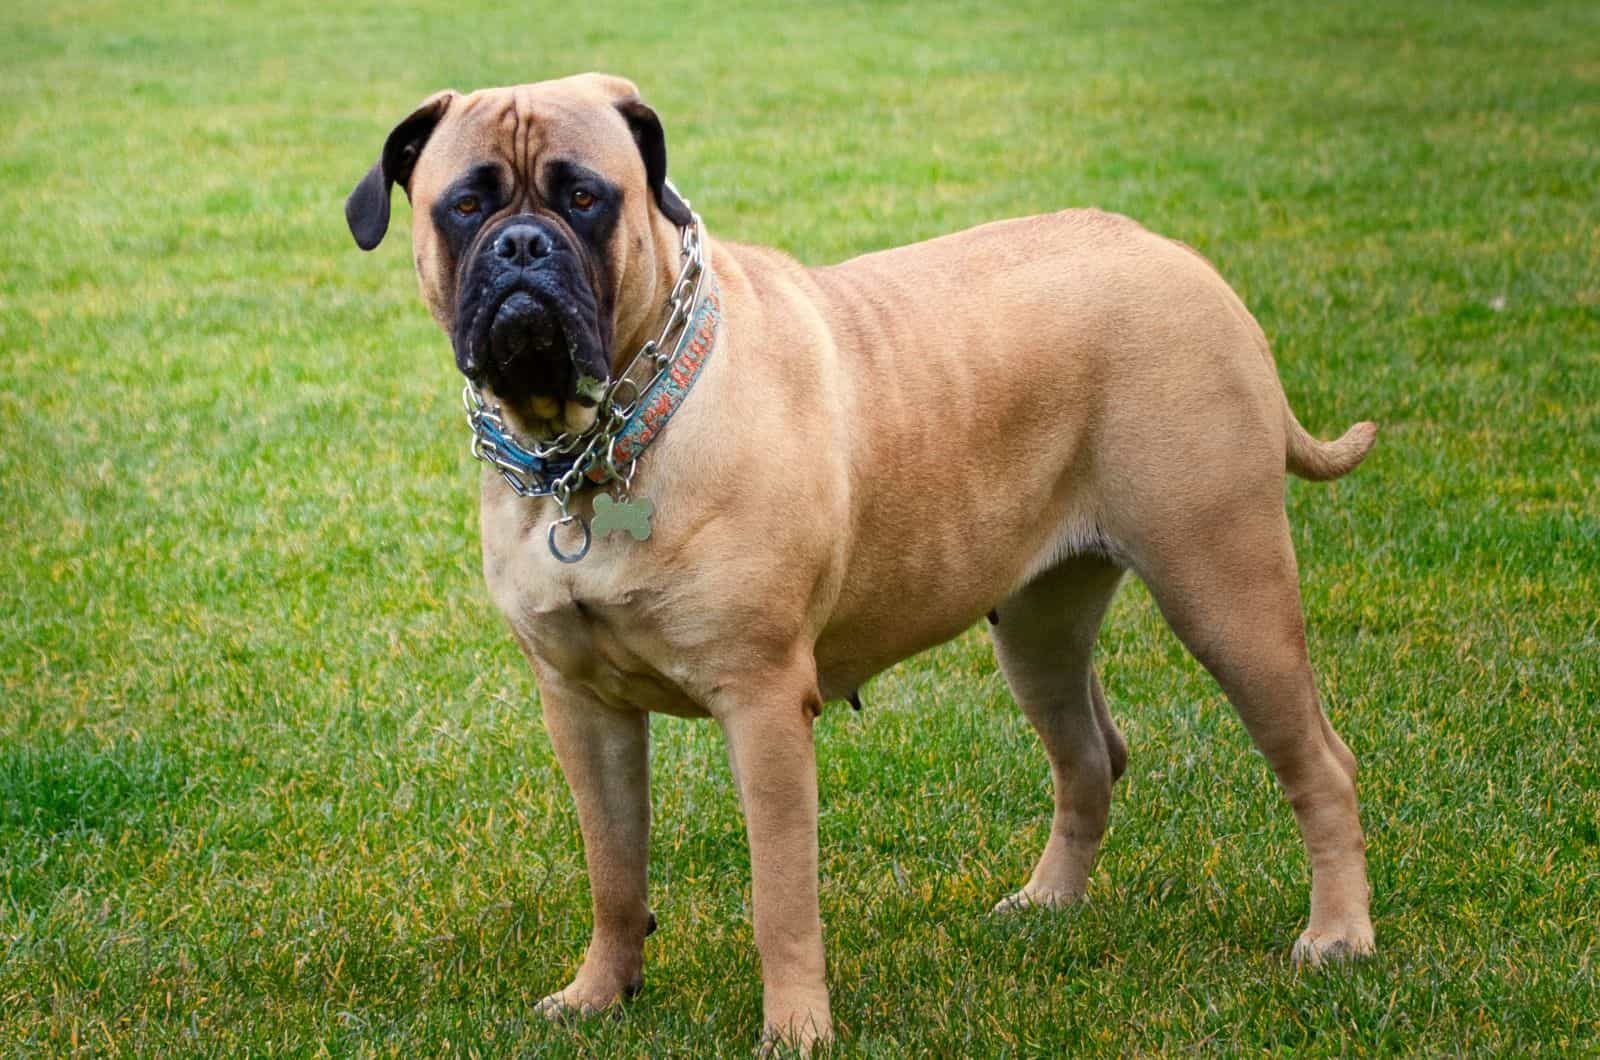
[461,213,708,522]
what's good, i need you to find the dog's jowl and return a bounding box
[347,73,1378,1052]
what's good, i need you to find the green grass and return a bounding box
[2,0,1597,1054]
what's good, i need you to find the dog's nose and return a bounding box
[494,223,552,265]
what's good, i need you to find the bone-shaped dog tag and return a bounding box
[591,493,654,541]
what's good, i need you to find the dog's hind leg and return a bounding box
[991,554,1128,912]
[1131,500,1374,964]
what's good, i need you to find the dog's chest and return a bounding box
[479,491,706,716]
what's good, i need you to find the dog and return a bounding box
[345,73,1378,1051]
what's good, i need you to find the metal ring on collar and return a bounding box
[547,515,592,564]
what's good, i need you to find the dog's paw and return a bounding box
[991,885,1085,914]
[535,990,584,1024]
[535,976,642,1023]
[756,1019,832,1057]
[755,994,832,1057]
[535,989,603,1024]
[1291,924,1376,967]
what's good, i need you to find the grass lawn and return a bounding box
[2,0,1597,1054]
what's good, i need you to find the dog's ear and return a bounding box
[614,95,693,227]
[345,90,456,251]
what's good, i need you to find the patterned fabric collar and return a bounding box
[587,277,720,483]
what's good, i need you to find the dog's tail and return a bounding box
[1284,400,1378,482]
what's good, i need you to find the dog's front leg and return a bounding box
[716,678,832,1053]
[536,683,653,1018]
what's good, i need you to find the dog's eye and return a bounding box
[570,189,596,211]
[453,196,481,217]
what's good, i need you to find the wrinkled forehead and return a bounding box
[412,84,641,202]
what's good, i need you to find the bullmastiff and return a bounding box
[345,73,1378,1050]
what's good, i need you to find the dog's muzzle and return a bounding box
[485,288,568,384]
[453,216,608,405]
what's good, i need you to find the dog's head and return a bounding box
[345,74,692,436]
